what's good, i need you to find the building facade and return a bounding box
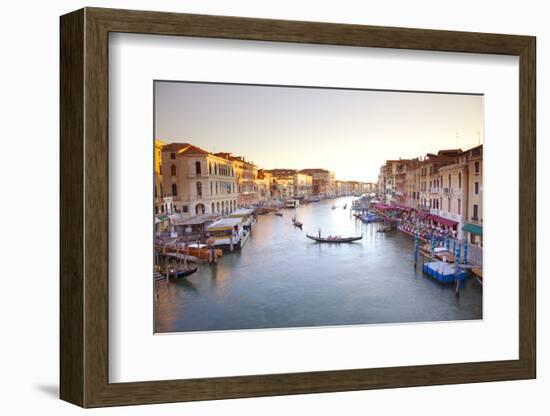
[298,169,336,197]
[375,145,483,243]
[464,145,483,245]
[215,153,259,207]
[154,139,166,214]
[161,143,238,217]
[293,173,313,199]
[255,169,272,202]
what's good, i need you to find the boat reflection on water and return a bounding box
[155,196,482,333]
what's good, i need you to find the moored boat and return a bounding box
[186,243,222,261]
[292,218,303,228]
[422,261,469,283]
[171,266,198,279]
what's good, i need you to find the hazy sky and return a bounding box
[155,81,483,182]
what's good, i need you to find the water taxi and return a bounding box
[285,199,300,208]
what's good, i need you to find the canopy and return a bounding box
[228,208,255,217]
[462,223,483,236]
[176,214,219,226]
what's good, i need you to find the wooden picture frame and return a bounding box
[60,7,536,408]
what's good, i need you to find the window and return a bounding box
[448,197,451,211]
[195,161,202,175]
[473,204,479,220]
[195,203,205,215]
[448,174,451,188]
[154,185,157,198]
[458,172,462,188]
[160,184,163,197]
[170,152,176,160]
[171,183,177,196]
[209,162,212,175]
[210,182,213,195]
[474,182,479,195]
[182,205,188,213]
[196,181,202,197]
[474,161,480,173]
[170,164,176,176]
[458,198,461,215]
[211,202,215,213]
[215,164,218,175]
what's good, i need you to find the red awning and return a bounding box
[395,204,414,211]
[374,204,397,211]
[428,214,458,227]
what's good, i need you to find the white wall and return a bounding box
[0,0,546,414]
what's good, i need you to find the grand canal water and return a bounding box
[155,196,482,333]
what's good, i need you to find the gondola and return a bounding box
[275,212,283,217]
[170,267,198,279]
[305,234,362,243]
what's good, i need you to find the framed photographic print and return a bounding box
[60,7,536,408]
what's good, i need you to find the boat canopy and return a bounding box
[462,223,483,236]
[207,217,243,231]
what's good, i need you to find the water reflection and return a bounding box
[155,196,482,333]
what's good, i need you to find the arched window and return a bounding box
[214,164,218,175]
[216,201,220,213]
[209,162,212,174]
[195,203,205,214]
[210,182,213,195]
[195,161,202,175]
[211,202,215,213]
[448,174,451,188]
[458,172,462,188]
[196,181,202,197]
[171,183,177,196]
[171,164,176,176]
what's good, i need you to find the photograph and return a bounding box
[153,81,484,333]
